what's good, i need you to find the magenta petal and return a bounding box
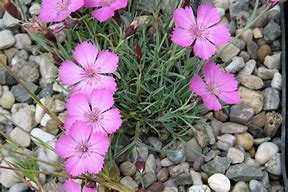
[84,153,105,174]
[193,38,216,60]
[39,0,58,23]
[66,94,90,117]
[55,135,77,158]
[203,62,223,84]
[197,4,221,28]
[58,60,83,86]
[68,0,84,11]
[84,187,97,192]
[111,0,128,10]
[171,28,194,47]
[65,155,86,176]
[64,116,78,132]
[173,7,196,29]
[90,133,109,155]
[100,108,122,134]
[190,75,208,96]
[96,50,119,73]
[202,94,222,111]
[97,75,117,93]
[218,91,241,105]
[69,121,92,142]
[217,73,239,92]
[84,0,103,7]
[64,179,81,192]
[72,41,99,68]
[90,89,115,112]
[92,6,115,22]
[207,23,231,45]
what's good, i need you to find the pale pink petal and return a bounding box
[55,134,77,158]
[65,155,86,176]
[203,62,223,84]
[89,133,109,155]
[84,0,103,7]
[190,75,208,96]
[64,179,81,192]
[68,0,84,11]
[39,0,58,23]
[110,0,128,10]
[171,28,194,47]
[66,94,90,117]
[207,23,230,45]
[58,60,83,86]
[95,50,119,73]
[69,121,92,142]
[100,108,122,134]
[90,89,115,112]
[197,4,221,29]
[64,116,78,132]
[54,10,72,22]
[173,7,196,29]
[84,153,105,174]
[216,72,239,92]
[218,91,241,105]
[202,94,222,111]
[96,75,117,93]
[193,38,216,60]
[92,6,115,22]
[72,41,99,68]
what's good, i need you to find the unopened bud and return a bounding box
[134,42,142,63]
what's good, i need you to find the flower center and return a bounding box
[207,82,219,95]
[79,144,89,153]
[85,108,103,125]
[84,68,97,79]
[191,27,208,39]
[104,0,114,5]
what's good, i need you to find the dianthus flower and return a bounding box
[58,41,118,95]
[64,89,122,134]
[64,179,96,192]
[40,0,84,23]
[56,121,109,176]
[171,5,230,60]
[190,62,240,110]
[84,0,128,22]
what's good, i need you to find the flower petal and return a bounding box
[100,108,122,134]
[207,23,230,45]
[65,155,86,176]
[66,94,90,117]
[110,0,128,10]
[95,50,119,74]
[89,133,109,155]
[197,4,221,29]
[90,89,115,112]
[202,94,222,111]
[217,73,239,92]
[68,0,84,12]
[193,38,216,60]
[218,91,241,105]
[72,41,99,68]
[203,62,223,84]
[92,6,115,22]
[58,60,83,86]
[171,28,194,47]
[69,121,92,142]
[173,6,196,29]
[55,134,77,158]
[64,116,78,132]
[84,0,103,7]
[96,75,117,93]
[190,75,208,96]
[39,0,61,23]
[64,179,81,192]
[84,153,105,174]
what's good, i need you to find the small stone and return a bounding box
[230,103,254,125]
[168,162,189,177]
[35,98,46,124]
[14,33,32,49]
[240,75,263,90]
[37,147,58,172]
[249,111,266,130]
[232,181,249,192]
[29,3,41,15]
[160,158,173,167]
[226,164,263,181]
[145,154,156,173]
[227,147,245,164]
[217,134,236,146]
[120,161,136,176]
[263,21,281,42]
[265,153,281,176]
[0,12,20,28]
[204,124,216,145]
[208,173,230,192]
[189,185,211,192]
[9,127,31,147]
[167,148,185,165]
[216,141,232,151]
[264,112,282,137]
[262,88,280,111]
[148,136,162,151]
[38,87,54,98]
[204,150,220,162]
[219,43,240,62]
[40,114,52,127]
[0,53,7,66]
[221,122,248,134]
[239,51,250,61]
[232,38,246,50]
[214,110,228,122]
[11,104,36,132]
[11,82,39,103]
[195,131,209,148]
[0,30,15,49]
[238,59,256,77]
[147,181,164,192]
[185,138,202,162]
[264,53,281,69]
[201,156,231,175]
[131,144,148,161]
[8,183,29,192]
[235,132,254,151]
[190,169,202,185]
[175,172,192,185]
[31,128,55,145]
[0,158,18,187]
[11,61,39,83]
[253,137,271,145]
[257,44,272,62]
[257,67,278,80]
[238,86,264,114]
[215,0,229,10]
[271,72,282,90]
[163,187,178,192]
[157,168,169,182]
[236,28,253,42]
[0,3,4,18]
[225,57,245,73]
[271,185,284,192]
[271,40,281,52]
[211,119,222,136]
[120,176,138,188]
[143,172,157,187]
[253,28,263,39]
[39,53,57,86]
[0,86,15,109]
[255,142,279,165]
[246,41,258,60]
[249,180,264,192]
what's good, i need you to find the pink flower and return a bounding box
[56,121,109,176]
[171,5,230,60]
[269,0,280,3]
[58,41,119,95]
[190,62,240,110]
[64,179,96,192]
[64,89,122,134]
[39,0,84,23]
[84,0,128,22]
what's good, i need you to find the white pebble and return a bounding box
[255,142,279,165]
[0,86,15,109]
[208,173,231,192]
[271,72,282,90]
[9,127,31,147]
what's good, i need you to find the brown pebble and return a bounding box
[214,110,228,122]
[145,181,164,192]
[235,132,254,150]
[257,44,272,62]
